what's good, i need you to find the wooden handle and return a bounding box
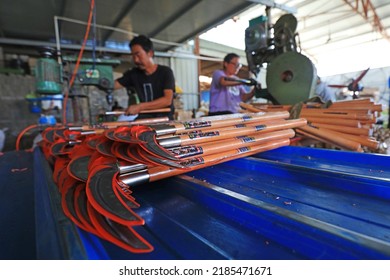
[175,118,306,146]
[309,122,370,136]
[149,138,291,182]
[304,117,361,127]
[172,111,290,134]
[106,108,171,115]
[297,125,362,151]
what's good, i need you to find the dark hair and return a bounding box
[129,35,154,52]
[223,53,240,63]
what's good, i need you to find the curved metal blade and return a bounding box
[68,155,91,182]
[87,203,153,253]
[86,166,144,226]
[138,130,177,161]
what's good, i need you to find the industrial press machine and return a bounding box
[29,47,120,124]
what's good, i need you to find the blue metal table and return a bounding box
[5,146,390,259]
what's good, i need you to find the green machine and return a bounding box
[62,56,120,92]
[266,52,317,105]
[245,12,317,105]
[31,48,121,123]
[35,47,62,94]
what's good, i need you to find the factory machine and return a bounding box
[28,47,120,124]
[244,10,317,105]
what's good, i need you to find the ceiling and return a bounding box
[271,0,390,64]
[268,0,390,76]
[0,0,390,77]
[0,0,255,54]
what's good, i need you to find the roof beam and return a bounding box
[342,0,390,42]
[165,2,254,51]
[102,0,139,42]
[148,0,203,38]
[246,0,297,13]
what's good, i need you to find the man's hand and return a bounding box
[125,104,143,115]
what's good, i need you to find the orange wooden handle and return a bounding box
[304,117,361,127]
[107,108,171,115]
[309,122,370,136]
[297,125,362,151]
[148,138,291,182]
[177,118,306,146]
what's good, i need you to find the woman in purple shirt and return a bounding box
[209,53,255,116]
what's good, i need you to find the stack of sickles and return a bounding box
[39,111,306,253]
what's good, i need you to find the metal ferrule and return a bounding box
[80,130,97,135]
[158,136,181,148]
[119,169,150,186]
[67,140,81,145]
[150,124,177,136]
[67,126,83,131]
[116,163,148,174]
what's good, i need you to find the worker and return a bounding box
[208,53,256,116]
[114,35,176,120]
[315,76,335,102]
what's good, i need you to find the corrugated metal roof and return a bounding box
[200,0,390,75]
[0,0,389,76]
[0,0,255,53]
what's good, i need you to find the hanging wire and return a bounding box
[62,0,95,124]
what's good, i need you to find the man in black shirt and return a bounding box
[114,35,175,120]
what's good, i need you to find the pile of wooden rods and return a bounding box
[240,98,383,152]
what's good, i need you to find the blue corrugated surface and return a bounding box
[78,146,390,260]
[2,146,390,259]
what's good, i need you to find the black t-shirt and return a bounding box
[117,65,175,119]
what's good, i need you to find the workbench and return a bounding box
[1,146,390,259]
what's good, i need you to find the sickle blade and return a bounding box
[86,166,144,226]
[68,155,91,182]
[138,130,178,161]
[73,185,103,237]
[87,203,153,253]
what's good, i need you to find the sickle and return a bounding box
[73,185,103,237]
[54,128,68,139]
[139,153,186,169]
[86,165,144,226]
[112,175,136,202]
[67,144,95,182]
[111,142,138,164]
[111,177,140,209]
[50,139,81,157]
[42,127,58,143]
[111,126,142,144]
[137,130,178,160]
[67,155,91,182]
[103,128,118,141]
[53,157,70,185]
[114,125,156,144]
[85,134,102,150]
[95,137,116,158]
[118,138,291,188]
[111,142,144,165]
[61,178,91,233]
[87,203,153,253]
